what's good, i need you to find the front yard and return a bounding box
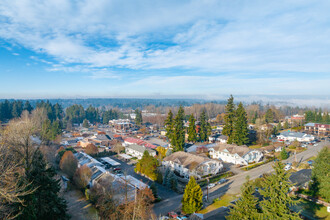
[198,194,237,214]
[294,199,330,220]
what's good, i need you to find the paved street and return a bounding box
[153,141,329,217]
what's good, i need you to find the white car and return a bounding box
[284,164,291,171]
[207,183,216,189]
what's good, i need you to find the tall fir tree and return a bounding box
[134,108,143,126]
[181,177,203,214]
[165,110,174,145]
[199,110,211,142]
[252,111,258,124]
[23,101,33,113]
[259,162,301,220]
[227,177,259,220]
[187,114,197,142]
[173,106,185,152]
[281,147,289,160]
[311,147,330,202]
[232,102,249,145]
[15,149,68,220]
[265,109,274,123]
[223,95,235,144]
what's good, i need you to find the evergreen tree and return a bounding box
[86,105,98,124]
[277,121,282,132]
[232,102,249,145]
[187,114,197,142]
[259,162,300,219]
[265,109,274,123]
[284,120,289,129]
[199,110,211,142]
[165,110,174,143]
[135,108,143,126]
[23,101,33,113]
[252,111,258,124]
[223,95,235,144]
[83,119,89,128]
[150,182,158,198]
[281,147,289,160]
[163,168,170,186]
[311,147,330,202]
[53,103,63,120]
[173,106,185,152]
[15,149,68,220]
[181,176,203,214]
[227,178,259,220]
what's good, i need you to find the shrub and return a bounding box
[60,151,78,179]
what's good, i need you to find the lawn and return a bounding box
[294,199,330,220]
[249,144,263,149]
[198,194,237,214]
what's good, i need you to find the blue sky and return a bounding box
[0,0,330,99]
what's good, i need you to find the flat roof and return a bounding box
[119,153,132,159]
[121,175,148,190]
[101,157,121,166]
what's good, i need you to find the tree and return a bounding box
[150,182,158,198]
[86,105,99,124]
[182,176,203,214]
[135,108,143,126]
[82,119,89,128]
[165,110,174,143]
[156,146,167,160]
[284,120,289,129]
[85,143,98,155]
[227,177,259,220]
[14,149,68,220]
[265,109,274,123]
[60,151,78,179]
[223,95,235,144]
[135,151,159,181]
[187,114,197,142]
[251,111,258,124]
[277,122,282,132]
[311,147,330,202]
[199,110,211,142]
[259,162,300,219]
[73,165,92,190]
[281,147,289,160]
[23,101,33,113]
[232,102,249,145]
[172,106,185,152]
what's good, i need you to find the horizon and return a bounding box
[1,1,330,98]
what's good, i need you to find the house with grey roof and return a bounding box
[125,144,156,159]
[289,169,312,191]
[209,144,263,166]
[162,151,223,179]
[277,131,314,142]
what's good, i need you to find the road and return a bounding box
[153,141,329,217]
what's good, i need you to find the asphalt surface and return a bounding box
[153,141,329,217]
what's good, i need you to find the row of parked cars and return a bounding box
[207,178,228,189]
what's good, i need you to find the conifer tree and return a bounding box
[233,102,249,145]
[134,108,143,126]
[227,177,259,220]
[165,110,174,144]
[281,147,289,160]
[15,149,68,220]
[223,95,235,144]
[181,177,203,214]
[284,120,289,129]
[259,162,300,219]
[252,111,258,124]
[199,110,211,142]
[173,106,185,152]
[82,119,89,128]
[277,121,282,132]
[265,109,274,123]
[311,147,330,202]
[187,114,197,142]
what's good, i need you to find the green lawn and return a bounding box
[294,199,330,220]
[198,194,237,214]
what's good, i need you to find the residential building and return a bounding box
[277,131,314,142]
[289,169,312,191]
[124,137,157,149]
[305,123,330,136]
[208,134,228,143]
[125,144,157,159]
[162,151,223,179]
[74,152,103,168]
[209,144,263,166]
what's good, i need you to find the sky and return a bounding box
[0,0,330,99]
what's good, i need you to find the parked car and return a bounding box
[217,178,228,185]
[176,216,187,220]
[207,183,216,189]
[168,212,178,218]
[307,160,314,165]
[284,164,291,171]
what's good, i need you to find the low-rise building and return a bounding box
[209,144,263,166]
[277,131,314,142]
[162,151,223,179]
[125,144,157,159]
[208,134,228,143]
[305,123,330,136]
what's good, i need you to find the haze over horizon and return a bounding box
[1,1,330,98]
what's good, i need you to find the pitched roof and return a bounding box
[289,169,312,188]
[211,144,252,157]
[124,137,157,149]
[126,144,156,154]
[279,131,313,138]
[163,151,218,170]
